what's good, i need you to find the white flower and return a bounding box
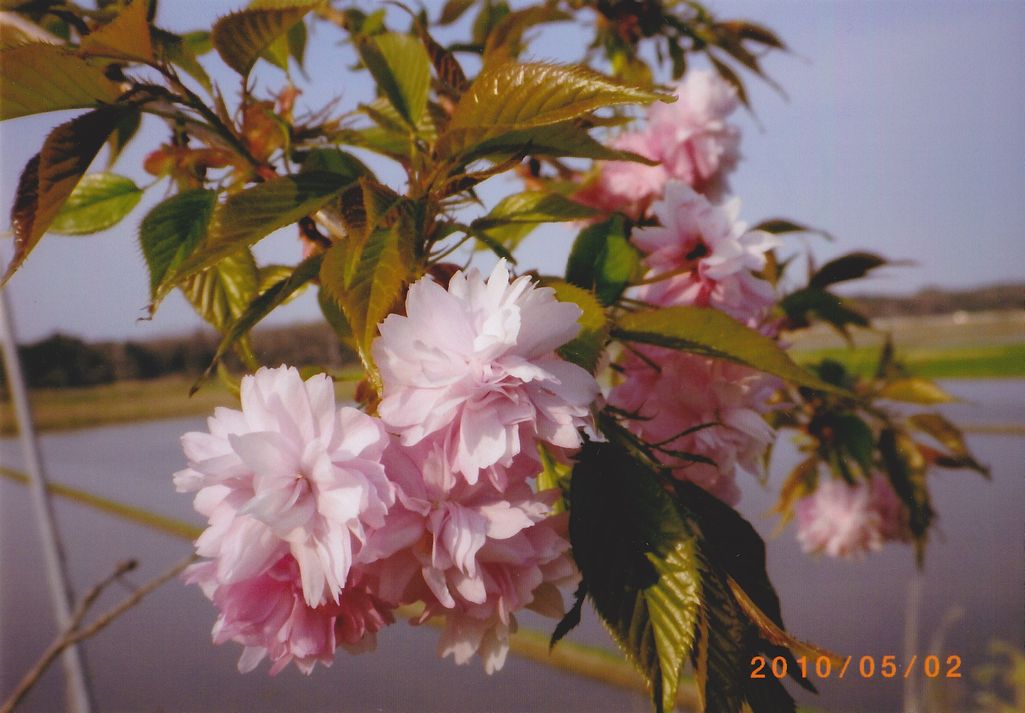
[372,261,600,487]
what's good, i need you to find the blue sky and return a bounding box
[1,0,1022,343]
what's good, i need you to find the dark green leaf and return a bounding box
[751,217,832,241]
[570,440,701,713]
[809,251,887,289]
[139,189,218,299]
[566,214,639,306]
[473,191,597,230]
[614,307,847,395]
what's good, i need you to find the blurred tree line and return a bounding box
[3,323,352,390]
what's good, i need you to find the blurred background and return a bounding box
[1,1,1022,712]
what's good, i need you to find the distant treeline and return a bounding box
[5,282,1021,390]
[849,282,1022,318]
[5,324,353,390]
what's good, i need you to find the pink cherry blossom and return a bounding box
[362,441,577,673]
[648,69,741,200]
[573,69,741,216]
[175,365,394,608]
[632,181,779,327]
[608,347,777,504]
[186,556,392,675]
[795,474,909,558]
[373,261,600,488]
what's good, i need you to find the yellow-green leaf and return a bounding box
[155,171,356,304]
[0,43,121,120]
[211,0,319,77]
[50,172,142,235]
[80,0,152,62]
[356,32,431,128]
[541,279,608,373]
[878,377,955,405]
[614,306,846,395]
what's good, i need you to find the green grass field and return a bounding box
[0,375,357,435]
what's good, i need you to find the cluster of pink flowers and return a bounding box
[795,475,911,558]
[575,71,781,503]
[176,262,597,674]
[575,69,741,217]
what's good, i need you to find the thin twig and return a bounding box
[1,554,196,713]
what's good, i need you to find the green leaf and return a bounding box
[139,189,218,300]
[356,32,431,128]
[155,171,356,303]
[879,428,933,562]
[49,173,142,235]
[300,148,369,180]
[878,378,955,405]
[4,107,128,285]
[455,120,660,164]
[613,307,846,395]
[831,414,875,479]
[809,251,887,289]
[0,44,121,120]
[320,221,414,374]
[80,0,153,62]
[473,191,597,230]
[181,248,259,335]
[566,214,639,306]
[211,0,319,77]
[751,217,833,241]
[541,279,608,372]
[439,63,671,160]
[569,440,702,713]
[199,253,324,385]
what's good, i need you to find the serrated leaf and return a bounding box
[152,28,213,91]
[139,189,217,300]
[566,214,639,306]
[878,378,955,405]
[356,32,431,128]
[0,43,121,120]
[809,251,887,289]
[211,0,319,77]
[49,172,142,235]
[4,107,128,284]
[570,441,702,713]
[199,253,323,386]
[473,191,597,230]
[541,279,608,372]
[80,0,152,61]
[181,248,259,334]
[439,63,670,160]
[320,222,414,373]
[455,120,660,164]
[613,307,846,395]
[155,171,355,304]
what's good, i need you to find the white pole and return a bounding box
[0,288,93,713]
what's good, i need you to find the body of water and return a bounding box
[1,380,1023,712]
